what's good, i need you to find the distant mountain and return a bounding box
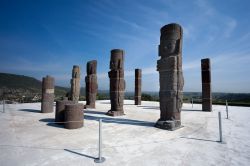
[0,73,69,100]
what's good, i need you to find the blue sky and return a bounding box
[0,0,250,93]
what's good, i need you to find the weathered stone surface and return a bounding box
[41,75,54,113]
[70,65,81,102]
[85,60,98,108]
[155,23,184,130]
[135,69,142,105]
[201,58,212,111]
[64,103,84,129]
[106,49,125,116]
[55,100,75,124]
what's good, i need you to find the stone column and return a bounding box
[134,69,142,105]
[201,58,212,111]
[106,49,125,116]
[155,23,184,130]
[85,60,98,108]
[70,65,81,102]
[41,75,54,113]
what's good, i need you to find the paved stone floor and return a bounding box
[0,100,250,166]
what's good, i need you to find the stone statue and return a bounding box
[70,65,81,102]
[135,69,142,105]
[155,23,184,130]
[201,58,212,111]
[106,49,125,116]
[85,60,98,108]
[41,75,54,113]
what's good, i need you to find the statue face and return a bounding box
[110,59,118,69]
[163,39,177,54]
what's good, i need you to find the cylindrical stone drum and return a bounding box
[64,104,84,129]
[55,100,75,124]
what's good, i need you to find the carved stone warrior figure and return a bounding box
[85,60,98,108]
[41,75,55,113]
[70,65,81,102]
[106,49,125,116]
[135,69,142,105]
[201,58,212,111]
[155,23,184,130]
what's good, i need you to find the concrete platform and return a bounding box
[0,100,250,166]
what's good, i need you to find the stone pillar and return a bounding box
[41,75,54,113]
[106,49,125,116]
[155,23,184,130]
[201,58,212,111]
[55,100,74,124]
[70,65,81,102]
[85,60,98,108]
[64,103,84,129]
[134,69,142,105]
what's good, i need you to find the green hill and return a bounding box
[0,73,69,101]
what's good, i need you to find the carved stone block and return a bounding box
[41,75,54,113]
[85,60,98,108]
[201,58,212,111]
[106,49,125,116]
[155,23,184,130]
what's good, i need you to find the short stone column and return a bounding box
[201,58,212,111]
[55,100,75,124]
[85,60,98,108]
[64,103,84,129]
[70,65,81,102]
[155,23,184,130]
[106,49,125,116]
[134,69,142,105]
[41,75,54,113]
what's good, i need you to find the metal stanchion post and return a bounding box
[226,100,228,119]
[3,100,5,113]
[94,119,105,163]
[218,112,222,142]
[191,98,193,108]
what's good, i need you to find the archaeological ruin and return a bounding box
[64,103,84,129]
[155,23,184,130]
[41,75,55,113]
[201,58,212,112]
[134,69,142,105]
[70,65,81,102]
[106,49,125,116]
[85,60,98,108]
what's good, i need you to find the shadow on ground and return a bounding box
[84,110,106,115]
[64,149,96,159]
[180,136,219,143]
[137,106,160,110]
[99,101,110,104]
[84,115,155,127]
[18,109,41,113]
[182,109,202,112]
[39,118,64,128]
[124,103,135,105]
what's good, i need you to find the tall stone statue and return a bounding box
[41,75,55,113]
[70,65,81,102]
[155,23,184,130]
[201,58,212,111]
[135,69,142,105]
[85,60,98,108]
[106,49,125,116]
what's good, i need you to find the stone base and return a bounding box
[84,105,95,109]
[106,110,125,116]
[155,119,182,131]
